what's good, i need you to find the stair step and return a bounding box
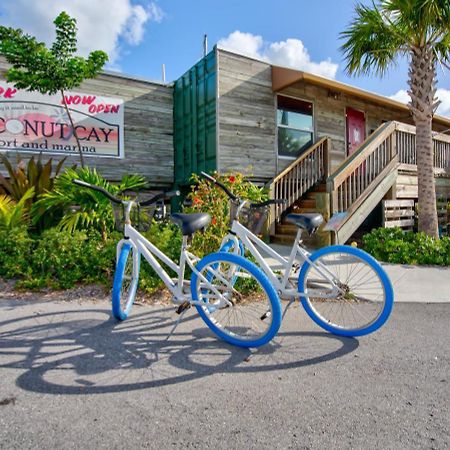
[271,234,297,245]
[276,223,298,235]
[290,207,319,214]
[295,199,316,208]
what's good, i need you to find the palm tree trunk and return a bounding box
[408,48,439,238]
[60,89,85,169]
[415,118,438,236]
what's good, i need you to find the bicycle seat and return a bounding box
[170,213,211,236]
[285,213,324,234]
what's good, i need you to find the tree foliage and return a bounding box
[340,0,450,238]
[0,12,109,167]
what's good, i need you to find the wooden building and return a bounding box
[174,48,450,243]
[1,48,449,243]
[0,57,173,187]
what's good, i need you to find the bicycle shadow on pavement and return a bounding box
[0,302,359,395]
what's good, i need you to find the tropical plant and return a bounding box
[0,153,67,200]
[185,172,268,256]
[32,167,148,238]
[0,186,34,230]
[0,11,108,168]
[340,0,450,239]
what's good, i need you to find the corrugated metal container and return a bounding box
[173,50,217,186]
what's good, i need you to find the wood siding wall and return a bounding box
[279,82,418,172]
[0,58,174,186]
[217,50,277,180]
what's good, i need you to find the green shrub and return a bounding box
[32,167,148,236]
[0,227,34,278]
[19,228,117,289]
[362,227,450,266]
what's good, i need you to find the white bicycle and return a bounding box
[72,179,282,348]
[200,172,394,337]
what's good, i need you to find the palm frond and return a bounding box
[340,2,406,76]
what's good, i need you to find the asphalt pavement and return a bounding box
[0,296,449,449]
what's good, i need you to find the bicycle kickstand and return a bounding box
[282,299,296,320]
[165,302,191,341]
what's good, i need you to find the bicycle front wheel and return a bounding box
[112,242,140,321]
[191,252,282,348]
[298,245,393,336]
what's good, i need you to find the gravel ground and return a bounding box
[0,297,449,450]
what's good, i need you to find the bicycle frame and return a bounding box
[223,220,340,300]
[121,224,237,310]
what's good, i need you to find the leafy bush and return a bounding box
[23,229,117,289]
[0,227,34,278]
[362,227,450,266]
[0,219,182,294]
[33,167,147,237]
[184,172,268,256]
[0,187,34,230]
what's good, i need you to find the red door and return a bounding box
[346,107,366,156]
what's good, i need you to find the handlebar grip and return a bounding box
[200,171,216,183]
[139,190,180,206]
[72,179,122,204]
[249,199,288,208]
[199,171,238,201]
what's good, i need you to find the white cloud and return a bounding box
[390,88,450,118]
[0,0,164,65]
[218,31,338,79]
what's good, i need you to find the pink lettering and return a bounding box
[87,103,121,114]
[0,87,17,99]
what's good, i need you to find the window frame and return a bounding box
[276,95,315,160]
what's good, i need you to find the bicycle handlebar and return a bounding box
[200,171,238,201]
[139,190,180,206]
[72,179,180,206]
[199,171,287,208]
[72,179,122,204]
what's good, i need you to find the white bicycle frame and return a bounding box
[118,201,235,308]
[221,202,341,301]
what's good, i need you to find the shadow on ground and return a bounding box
[0,304,359,395]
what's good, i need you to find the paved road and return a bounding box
[0,298,449,449]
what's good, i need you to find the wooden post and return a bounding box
[315,192,332,247]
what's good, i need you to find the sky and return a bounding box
[0,0,449,117]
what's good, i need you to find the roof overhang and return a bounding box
[272,65,450,129]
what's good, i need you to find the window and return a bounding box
[277,96,314,158]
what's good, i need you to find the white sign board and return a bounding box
[0,82,124,158]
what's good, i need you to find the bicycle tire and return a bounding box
[191,252,282,348]
[298,245,394,336]
[112,242,140,321]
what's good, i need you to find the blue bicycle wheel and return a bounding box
[298,245,394,336]
[112,242,140,321]
[191,252,282,348]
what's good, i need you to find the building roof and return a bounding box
[271,65,450,129]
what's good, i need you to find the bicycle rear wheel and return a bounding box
[298,245,393,336]
[191,252,281,348]
[112,242,140,321]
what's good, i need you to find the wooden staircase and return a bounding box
[272,182,327,247]
[268,121,450,246]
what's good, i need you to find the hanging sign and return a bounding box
[0,82,124,158]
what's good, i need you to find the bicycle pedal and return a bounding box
[176,301,191,315]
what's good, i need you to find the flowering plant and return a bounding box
[185,171,268,256]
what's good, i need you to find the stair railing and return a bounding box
[395,122,450,174]
[268,137,330,234]
[326,121,398,216]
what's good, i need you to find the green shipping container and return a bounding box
[173,49,217,186]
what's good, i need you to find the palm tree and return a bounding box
[340,0,450,238]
